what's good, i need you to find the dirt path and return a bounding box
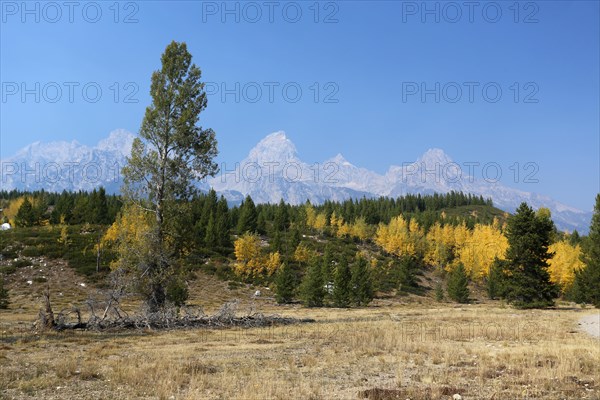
[579,313,600,338]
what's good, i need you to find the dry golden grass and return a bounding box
[1,302,599,399]
[1,260,599,399]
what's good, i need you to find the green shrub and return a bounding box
[435,282,445,302]
[11,258,32,269]
[0,265,17,275]
[22,246,43,257]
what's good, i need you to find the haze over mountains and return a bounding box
[0,129,592,233]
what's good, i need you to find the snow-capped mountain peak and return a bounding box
[97,129,135,156]
[2,129,135,194]
[246,130,299,164]
[329,153,353,167]
[416,148,453,166]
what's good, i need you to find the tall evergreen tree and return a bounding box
[95,187,110,224]
[271,230,283,253]
[275,263,295,304]
[120,41,218,311]
[321,245,334,287]
[15,197,35,227]
[300,258,325,307]
[332,257,352,307]
[574,194,600,307]
[287,228,302,257]
[396,255,420,293]
[487,258,506,300]
[204,212,217,247]
[274,199,289,231]
[256,209,267,234]
[215,197,231,248]
[237,195,258,234]
[502,203,558,308]
[447,263,470,303]
[350,256,374,306]
[70,196,90,225]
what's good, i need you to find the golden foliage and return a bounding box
[305,204,327,232]
[3,196,27,225]
[293,243,314,263]
[233,233,281,278]
[102,203,154,271]
[375,215,425,258]
[424,222,456,267]
[424,221,508,279]
[350,217,371,241]
[548,241,584,290]
[456,223,508,279]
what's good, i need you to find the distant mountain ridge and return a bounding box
[0,129,592,233]
[1,129,133,194]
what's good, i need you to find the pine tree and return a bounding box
[321,245,334,288]
[120,41,218,311]
[204,212,217,247]
[300,258,325,307]
[215,212,231,249]
[256,209,267,234]
[569,230,581,246]
[487,259,506,300]
[396,255,419,293]
[274,199,289,232]
[0,277,9,309]
[271,230,283,253]
[575,194,600,307]
[502,203,559,308]
[434,281,444,302]
[447,263,470,303]
[32,194,48,224]
[14,197,35,227]
[332,257,352,307]
[70,196,89,225]
[95,187,110,224]
[275,263,295,304]
[237,196,258,234]
[350,256,374,306]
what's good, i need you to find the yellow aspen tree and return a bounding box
[375,215,423,258]
[337,220,352,238]
[313,212,327,232]
[330,212,340,236]
[548,241,585,291]
[294,243,314,263]
[233,233,279,278]
[456,223,508,279]
[305,204,317,227]
[350,217,370,241]
[425,222,448,266]
[265,252,282,275]
[102,204,154,271]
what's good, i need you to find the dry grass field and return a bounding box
[1,260,599,400]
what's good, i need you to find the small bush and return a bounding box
[435,282,445,302]
[0,265,17,275]
[11,258,32,269]
[22,246,43,257]
[166,278,189,307]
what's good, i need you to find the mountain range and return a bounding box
[0,129,592,233]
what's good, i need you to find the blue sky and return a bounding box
[1,1,599,210]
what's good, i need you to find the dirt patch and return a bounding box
[578,313,600,338]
